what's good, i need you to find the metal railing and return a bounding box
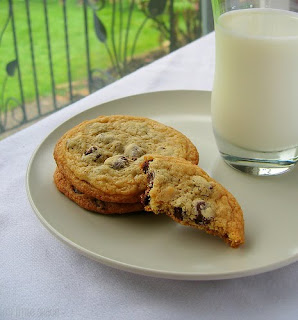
[0,0,213,137]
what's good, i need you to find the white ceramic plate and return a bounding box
[26,90,298,280]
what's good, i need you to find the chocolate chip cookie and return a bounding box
[54,168,144,214]
[141,155,244,248]
[54,115,199,203]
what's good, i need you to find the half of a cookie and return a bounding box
[54,168,144,214]
[54,115,199,203]
[140,155,244,248]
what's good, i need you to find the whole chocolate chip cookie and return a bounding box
[54,115,199,203]
[140,155,244,248]
[54,168,144,214]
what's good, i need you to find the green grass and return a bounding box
[0,0,162,107]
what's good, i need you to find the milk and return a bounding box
[211,9,298,152]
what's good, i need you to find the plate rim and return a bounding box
[26,90,298,281]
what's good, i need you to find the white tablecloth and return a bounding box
[1,32,297,320]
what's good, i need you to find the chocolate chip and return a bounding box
[94,153,102,161]
[84,146,97,155]
[174,207,183,221]
[93,198,105,210]
[140,166,154,205]
[194,201,211,225]
[196,201,206,214]
[72,186,83,194]
[111,156,129,170]
[194,213,209,225]
[147,171,155,187]
[143,194,150,206]
[142,161,150,173]
[141,191,150,206]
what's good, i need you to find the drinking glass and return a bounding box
[211,0,298,176]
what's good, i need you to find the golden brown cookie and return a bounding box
[54,115,199,203]
[140,155,244,248]
[54,168,144,214]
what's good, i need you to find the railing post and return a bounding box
[25,0,41,116]
[169,0,176,52]
[43,0,57,110]
[9,0,27,122]
[83,0,92,94]
[201,0,214,35]
[62,0,73,103]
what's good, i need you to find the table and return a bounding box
[1,32,297,320]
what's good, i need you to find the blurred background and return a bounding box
[0,0,215,138]
[0,0,297,138]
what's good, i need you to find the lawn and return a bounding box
[0,0,162,107]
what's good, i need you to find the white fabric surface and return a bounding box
[1,32,297,320]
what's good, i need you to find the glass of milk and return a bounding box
[211,0,298,176]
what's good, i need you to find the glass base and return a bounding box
[214,132,298,176]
